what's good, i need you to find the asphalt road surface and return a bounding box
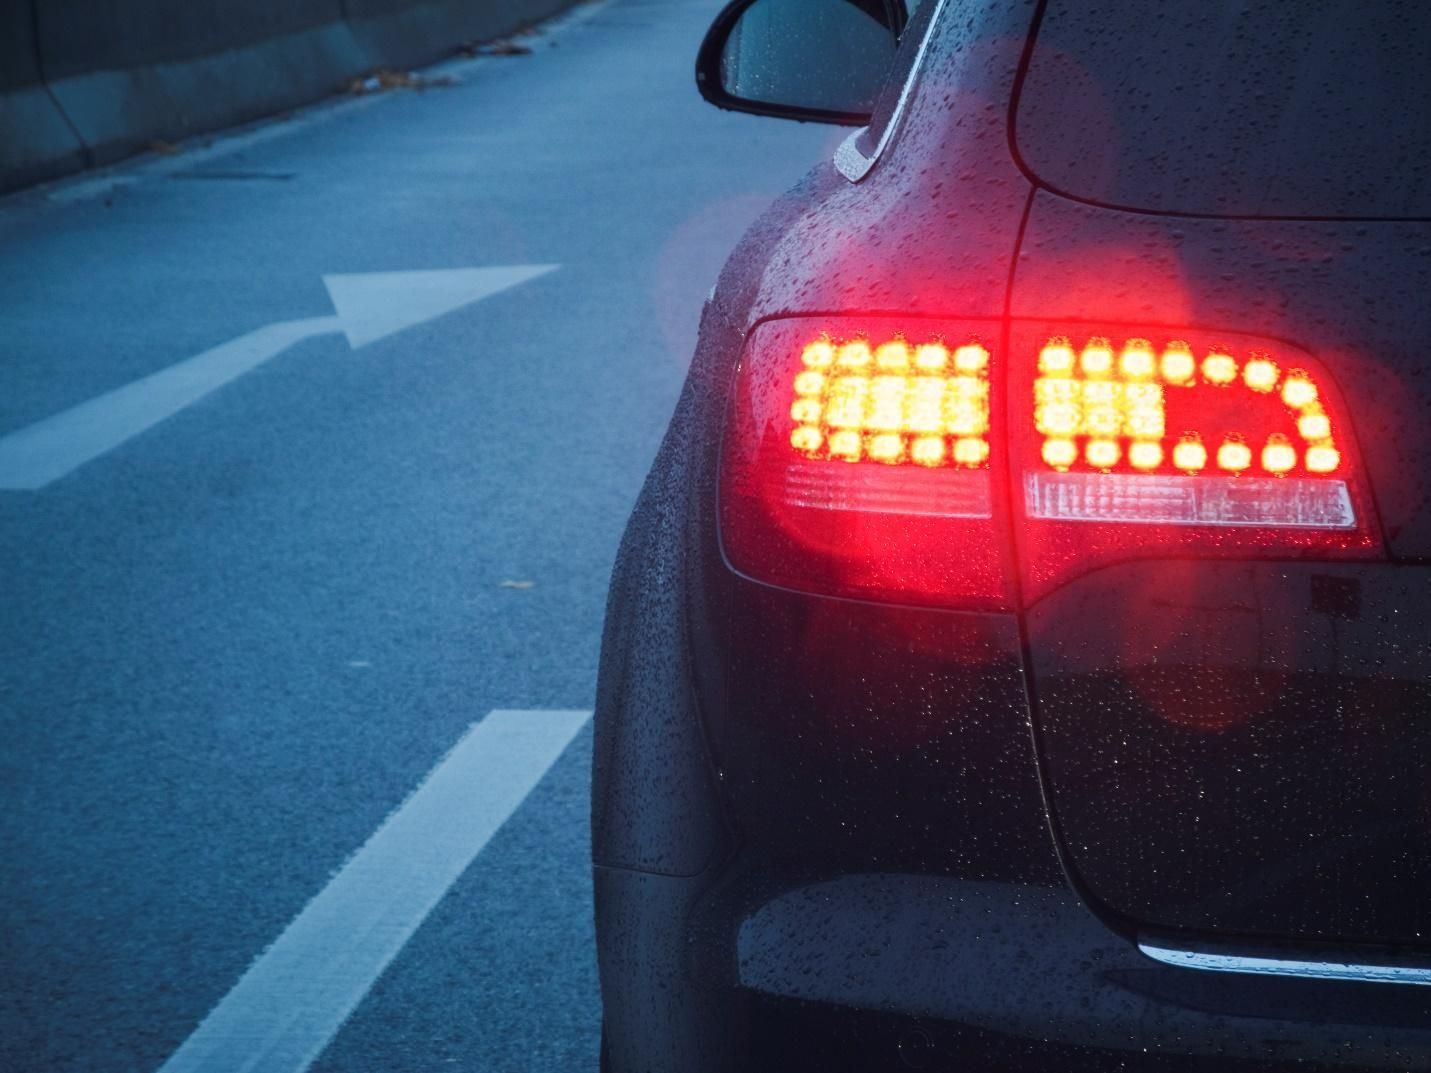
[0,2,832,1069]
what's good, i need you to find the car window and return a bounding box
[1016,0,1431,217]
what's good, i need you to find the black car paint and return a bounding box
[1031,560,1431,945]
[1011,194,1431,948]
[593,0,1431,1068]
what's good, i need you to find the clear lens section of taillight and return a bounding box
[1024,471,1355,528]
[1011,327,1380,602]
[720,319,1012,608]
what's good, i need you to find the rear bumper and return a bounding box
[597,862,1431,1073]
[595,546,1431,1069]
[739,873,1431,1067]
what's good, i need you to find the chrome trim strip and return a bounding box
[834,0,950,183]
[1139,942,1431,987]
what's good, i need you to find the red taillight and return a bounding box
[719,319,1012,608]
[719,319,1382,609]
[1009,326,1380,602]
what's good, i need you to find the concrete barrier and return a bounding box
[35,0,370,170]
[0,0,579,194]
[341,0,579,70]
[0,2,87,190]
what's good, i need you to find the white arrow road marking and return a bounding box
[156,708,592,1073]
[0,264,558,490]
[323,266,555,348]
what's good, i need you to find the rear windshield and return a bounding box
[1015,1,1431,218]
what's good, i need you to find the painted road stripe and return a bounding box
[156,708,592,1073]
[0,265,556,490]
[0,318,335,491]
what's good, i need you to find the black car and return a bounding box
[593,1,1431,1069]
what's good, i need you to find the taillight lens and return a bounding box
[720,318,1012,608]
[1010,326,1381,602]
[719,318,1382,609]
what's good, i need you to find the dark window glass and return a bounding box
[1016,1,1431,218]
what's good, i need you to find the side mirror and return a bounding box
[695,0,903,126]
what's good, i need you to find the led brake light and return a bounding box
[720,320,1011,608]
[789,337,992,468]
[1010,328,1380,602]
[1025,335,1354,529]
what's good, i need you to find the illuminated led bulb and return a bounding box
[867,376,908,430]
[801,340,835,368]
[1086,439,1121,469]
[1243,356,1279,393]
[946,408,988,438]
[1128,441,1163,471]
[1297,407,1332,441]
[827,429,862,460]
[914,343,949,371]
[824,376,869,428]
[1306,444,1341,473]
[1036,403,1080,436]
[1081,380,1121,436]
[907,379,945,432]
[1282,371,1319,409]
[1125,414,1165,440]
[1118,339,1156,379]
[944,376,989,436]
[1202,352,1239,384]
[953,437,989,466]
[790,426,822,453]
[837,341,872,368]
[1042,438,1077,470]
[947,410,986,437]
[1160,343,1196,383]
[1035,376,1080,436]
[875,341,910,371]
[1037,376,1079,402]
[1080,341,1114,377]
[1173,435,1207,472]
[910,436,945,467]
[1083,409,1121,437]
[868,433,905,463]
[790,399,822,424]
[1039,339,1076,375]
[793,370,826,397]
[1123,382,1165,438]
[1261,435,1297,474]
[953,343,990,374]
[1217,438,1252,472]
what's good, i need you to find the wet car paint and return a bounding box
[593,0,1431,1068]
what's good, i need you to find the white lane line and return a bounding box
[156,708,592,1073]
[0,316,335,490]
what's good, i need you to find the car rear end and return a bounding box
[594,2,1431,1069]
[1011,0,1431,962]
